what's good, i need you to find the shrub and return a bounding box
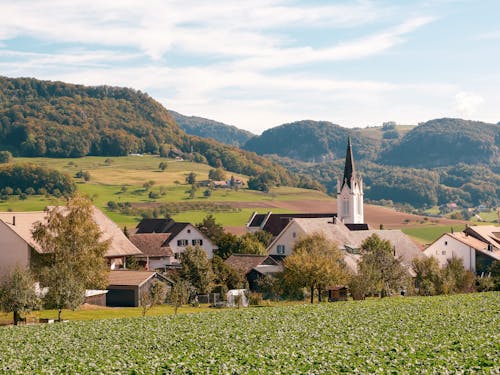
[249,292,263,306]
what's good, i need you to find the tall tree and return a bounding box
[0,266,40,325]
[412,256,442,295]
[283,233,349,303]
[32,193,110,320]
[196,214,225,244]
[357,234,409,298]
[179,246,214,294]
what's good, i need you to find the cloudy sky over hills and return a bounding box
[0,0,498,133]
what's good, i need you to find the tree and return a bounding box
[32,194,110,321]
[141,280,167,317]
[0,150,12,163]
[357,234,409,298]
[186,172,197,185]
[168,280,191,315]
[0,266,40,325]
[196,214,225,243]
[179,246,214,294]
[441,257,474,294]
[283,233,349,303]
[212,256,246,292]
[208,168,226,181]
[412,256,442,295]
[235,234,267,255]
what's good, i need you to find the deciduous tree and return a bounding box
[32,194,110,321]
[179,246,214,294]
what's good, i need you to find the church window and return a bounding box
[277,245,285,254]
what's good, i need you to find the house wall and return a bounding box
[424,235,476,272]
[169,224,216,259]
[0,221,30,278]
[146,256,175,270]
[267,222,306,257]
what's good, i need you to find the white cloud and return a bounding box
[454,91,484,118]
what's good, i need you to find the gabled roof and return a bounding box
[447,232,500,261]
[247,212,337,236]
[129,233,173,257]
[0,208,142,258]
[135,218,176,233]
[108,270,172,287]
[225,254,277,274]
[464,225,500,248]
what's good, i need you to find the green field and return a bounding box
[0,293,498,374]
[402,225,467,244]
[1,156,329,227]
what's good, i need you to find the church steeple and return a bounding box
[341,136,356,189]
[337,137,364,224]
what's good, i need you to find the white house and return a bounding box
[130,219,217,270]
[267,217,422,273]
[424,230,500,274]
[0,208,143,278]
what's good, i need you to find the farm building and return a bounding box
[224,254,283,291]
[106,270,173,307]
[0,208,142,278]
[424,229,500,274]
[132,218,217,265]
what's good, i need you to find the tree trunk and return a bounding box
[310,286,314,304]
[57,308,62,322]
[318,287,322,303]
[13,310,19,326]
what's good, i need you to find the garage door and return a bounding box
[106,288,136,307]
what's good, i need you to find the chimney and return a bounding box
[12,216,15,226]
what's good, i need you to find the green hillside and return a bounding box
[170,110,254,147]
[0,76,293,187]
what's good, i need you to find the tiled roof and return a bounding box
[129,233,173,257]
[449,232,500,261]
[225,254,274,274]
[465,225,500,248]
[247,212,337,236]
[0,208,142,257]
[108,270,158,286]
[135,218,176,233]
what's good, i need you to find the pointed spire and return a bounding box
[341,137,356,189]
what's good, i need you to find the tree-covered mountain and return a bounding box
[0,76,293,186]
[169,110,254,147]
[379,118,500,167]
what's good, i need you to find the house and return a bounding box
[327,286,348,302]
[132,218,217,264]
[266,217,422,273]
[424,229,500,274]
[246,212,339,236]
[106,270,173,307]
[224,254,283,291]
[0,208,142,278]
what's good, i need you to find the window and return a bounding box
[444,241,448,246]
[292,232,296,238]
[277,245,285,254]
[192,239,203,246]
[187,229,191,234]
[177,239,188,246]
[174,253,180,259]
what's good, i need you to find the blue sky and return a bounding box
[0,0,498,133]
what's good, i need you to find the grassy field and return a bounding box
[402,224,468,245]
[0,293,497,374]
[1,156,329,227]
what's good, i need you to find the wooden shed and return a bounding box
[327,286,348,302]
[106,270,173,307]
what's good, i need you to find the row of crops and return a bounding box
[0,292,498,374]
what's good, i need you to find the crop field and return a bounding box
[0,293,498,374]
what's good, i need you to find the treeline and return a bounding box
[271,156,500,208]
[0,163,75,197]
[170,110,254,147]
[0,76,294,187]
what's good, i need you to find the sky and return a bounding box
[0,0,499,134]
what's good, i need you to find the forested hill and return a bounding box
[170,110,254,147]
[379,118,500,167]
[0,76,293,185]
[242,118,500,168]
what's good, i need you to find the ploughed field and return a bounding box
[0,293,498,374]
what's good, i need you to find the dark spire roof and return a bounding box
[341,137,356,189]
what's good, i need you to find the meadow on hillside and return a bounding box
[0,293,498,374]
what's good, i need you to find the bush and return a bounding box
[249,292,263,306]
[0,151,12,163]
